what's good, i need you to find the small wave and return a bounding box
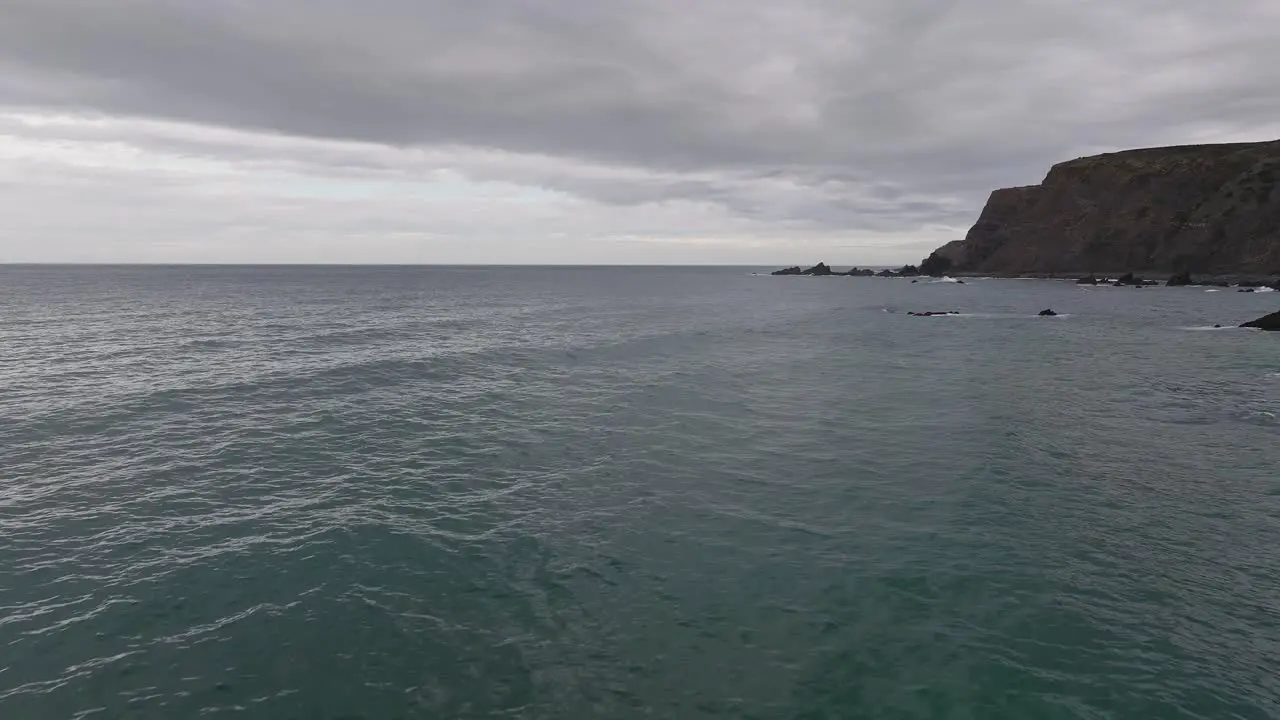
[1204,289,1221,293]
[1254,286,1276,293]
[930,276,963,284]
[1241,409,1276,425]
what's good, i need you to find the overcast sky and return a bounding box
[2,0,1278,264]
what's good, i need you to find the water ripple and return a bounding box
[1,267,1278,718]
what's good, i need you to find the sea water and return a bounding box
[2,266,1278,718]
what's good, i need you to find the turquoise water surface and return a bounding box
[2,266,1278,718]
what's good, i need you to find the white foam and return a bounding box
[1255,286,1275,293]
[1204,289,1221,293]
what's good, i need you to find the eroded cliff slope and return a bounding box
[925,141,1280,276]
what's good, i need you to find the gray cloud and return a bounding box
[1,0,1278,262]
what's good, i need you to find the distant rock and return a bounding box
[907,311,960,316]
[770,262,849,276]
[1076,275,1100,285]
[1167,270,1195,286]
[1038,309,1058,316]
[1240,310,1280,330]
[845,267,875,276]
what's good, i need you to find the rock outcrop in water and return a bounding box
[921,140,1280,276]
[772,262,834,276]
[1240,310,1280,330]
[770,263,900,277]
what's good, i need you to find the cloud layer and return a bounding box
[2,0,1278,263]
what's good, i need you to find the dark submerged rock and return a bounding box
[1240,310,1280,330]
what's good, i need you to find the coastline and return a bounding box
[767,265,1280,288]
[946,271,1280,287]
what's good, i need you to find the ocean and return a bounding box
[1,265,1278,719]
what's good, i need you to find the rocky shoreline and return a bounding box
[768,263,1280,289]
[768,139,1280,328]
[765,262,1280,329]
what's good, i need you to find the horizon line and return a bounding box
[0,261,908,268]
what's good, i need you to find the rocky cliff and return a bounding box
[924,141,1280,276]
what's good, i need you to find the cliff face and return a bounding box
[927,141,1280,275]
